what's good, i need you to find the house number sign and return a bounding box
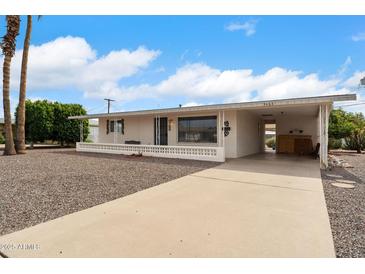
[223,121,231,137]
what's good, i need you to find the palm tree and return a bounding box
[1,15,20,155]
[15,15,32,154]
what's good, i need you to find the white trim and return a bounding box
[220,110,225,148]
[69,94,356,120]
[319,104,329,169]
[76,142,225,162]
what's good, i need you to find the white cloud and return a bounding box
[342,71,365,87]
[90,63,351,104]
[225,19,258,37]
[337,56,352,76]
[180,49,189,61]
[0,36,160,96]
[0,35,358,113]
[352,32,365,42]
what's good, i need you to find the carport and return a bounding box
[233,95,353,168]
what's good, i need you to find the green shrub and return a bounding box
[266,137,276,148]
[328,138,343,149]
[21,100,89,145]
[344,135,365,152]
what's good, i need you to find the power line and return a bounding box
[335,102,365,108]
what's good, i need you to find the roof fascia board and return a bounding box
[69,94,356,120]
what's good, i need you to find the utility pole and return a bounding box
[104,98,115,113]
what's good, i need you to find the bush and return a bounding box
[344,135,365,152]
[266,137,276,148]
[328,138,343,149]
[21,100,89,145]
[0,132,5,144]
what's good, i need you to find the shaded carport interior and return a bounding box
[236,102,329,168]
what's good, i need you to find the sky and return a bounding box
[0,15,365,116]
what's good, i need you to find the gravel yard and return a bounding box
[0,149,218,236]
[322,151,365,258]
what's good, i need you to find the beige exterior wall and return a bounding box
[235,110,263,158]
[96,108,320,160]
[98,110,239,158]
[222,110,238,158]
[99,116,155,145]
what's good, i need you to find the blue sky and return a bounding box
[1,16,365,115]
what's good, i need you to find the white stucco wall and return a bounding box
[98,112,224,147]
[98,116,154,145]
[97,110,263,159]
[276,114,319,146]
[221,110,237,158]
[235,110,262,158]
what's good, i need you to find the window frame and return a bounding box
[177,115,218,144]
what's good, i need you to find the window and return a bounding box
[107,119,124,134]
[178,116,217,143]
[109,120,115,133]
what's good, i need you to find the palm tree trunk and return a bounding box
[16,15,32,154]
[2,55,16,155]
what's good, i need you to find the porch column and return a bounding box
[222,111,225,148]
[319,104,329,168]
[155,115,160,145]
[113,119,117,144]
[79,120,83,142]
[218,111,221,147]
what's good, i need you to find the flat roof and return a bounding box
[69,93,356,120]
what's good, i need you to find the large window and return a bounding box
[178,116,217,143]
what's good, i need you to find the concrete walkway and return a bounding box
[0,153,335,257]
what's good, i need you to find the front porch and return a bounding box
[76,142,225,162]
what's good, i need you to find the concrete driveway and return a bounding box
[0,153,335,257]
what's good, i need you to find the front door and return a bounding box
[154,117,168,145]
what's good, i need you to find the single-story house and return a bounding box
[69,94,356,168]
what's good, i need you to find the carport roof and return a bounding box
[69,93,356,120]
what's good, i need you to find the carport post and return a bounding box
[319,104,329,169]
[222,110,225,149]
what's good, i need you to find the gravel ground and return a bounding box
[322,151,365,258]
[330,150,365,182]
[0,149,218,236]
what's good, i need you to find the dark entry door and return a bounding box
[154,117,168,145]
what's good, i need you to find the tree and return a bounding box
[15,15,32,154]
[328,109,354,139]
[1,15,20,155]
[52,103,89,146]
[24,100,54,144]
[344,113,365,153]
[23,100,89,145]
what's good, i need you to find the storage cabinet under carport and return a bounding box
[277,135,313,155]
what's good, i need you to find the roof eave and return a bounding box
[68,93,357,120]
